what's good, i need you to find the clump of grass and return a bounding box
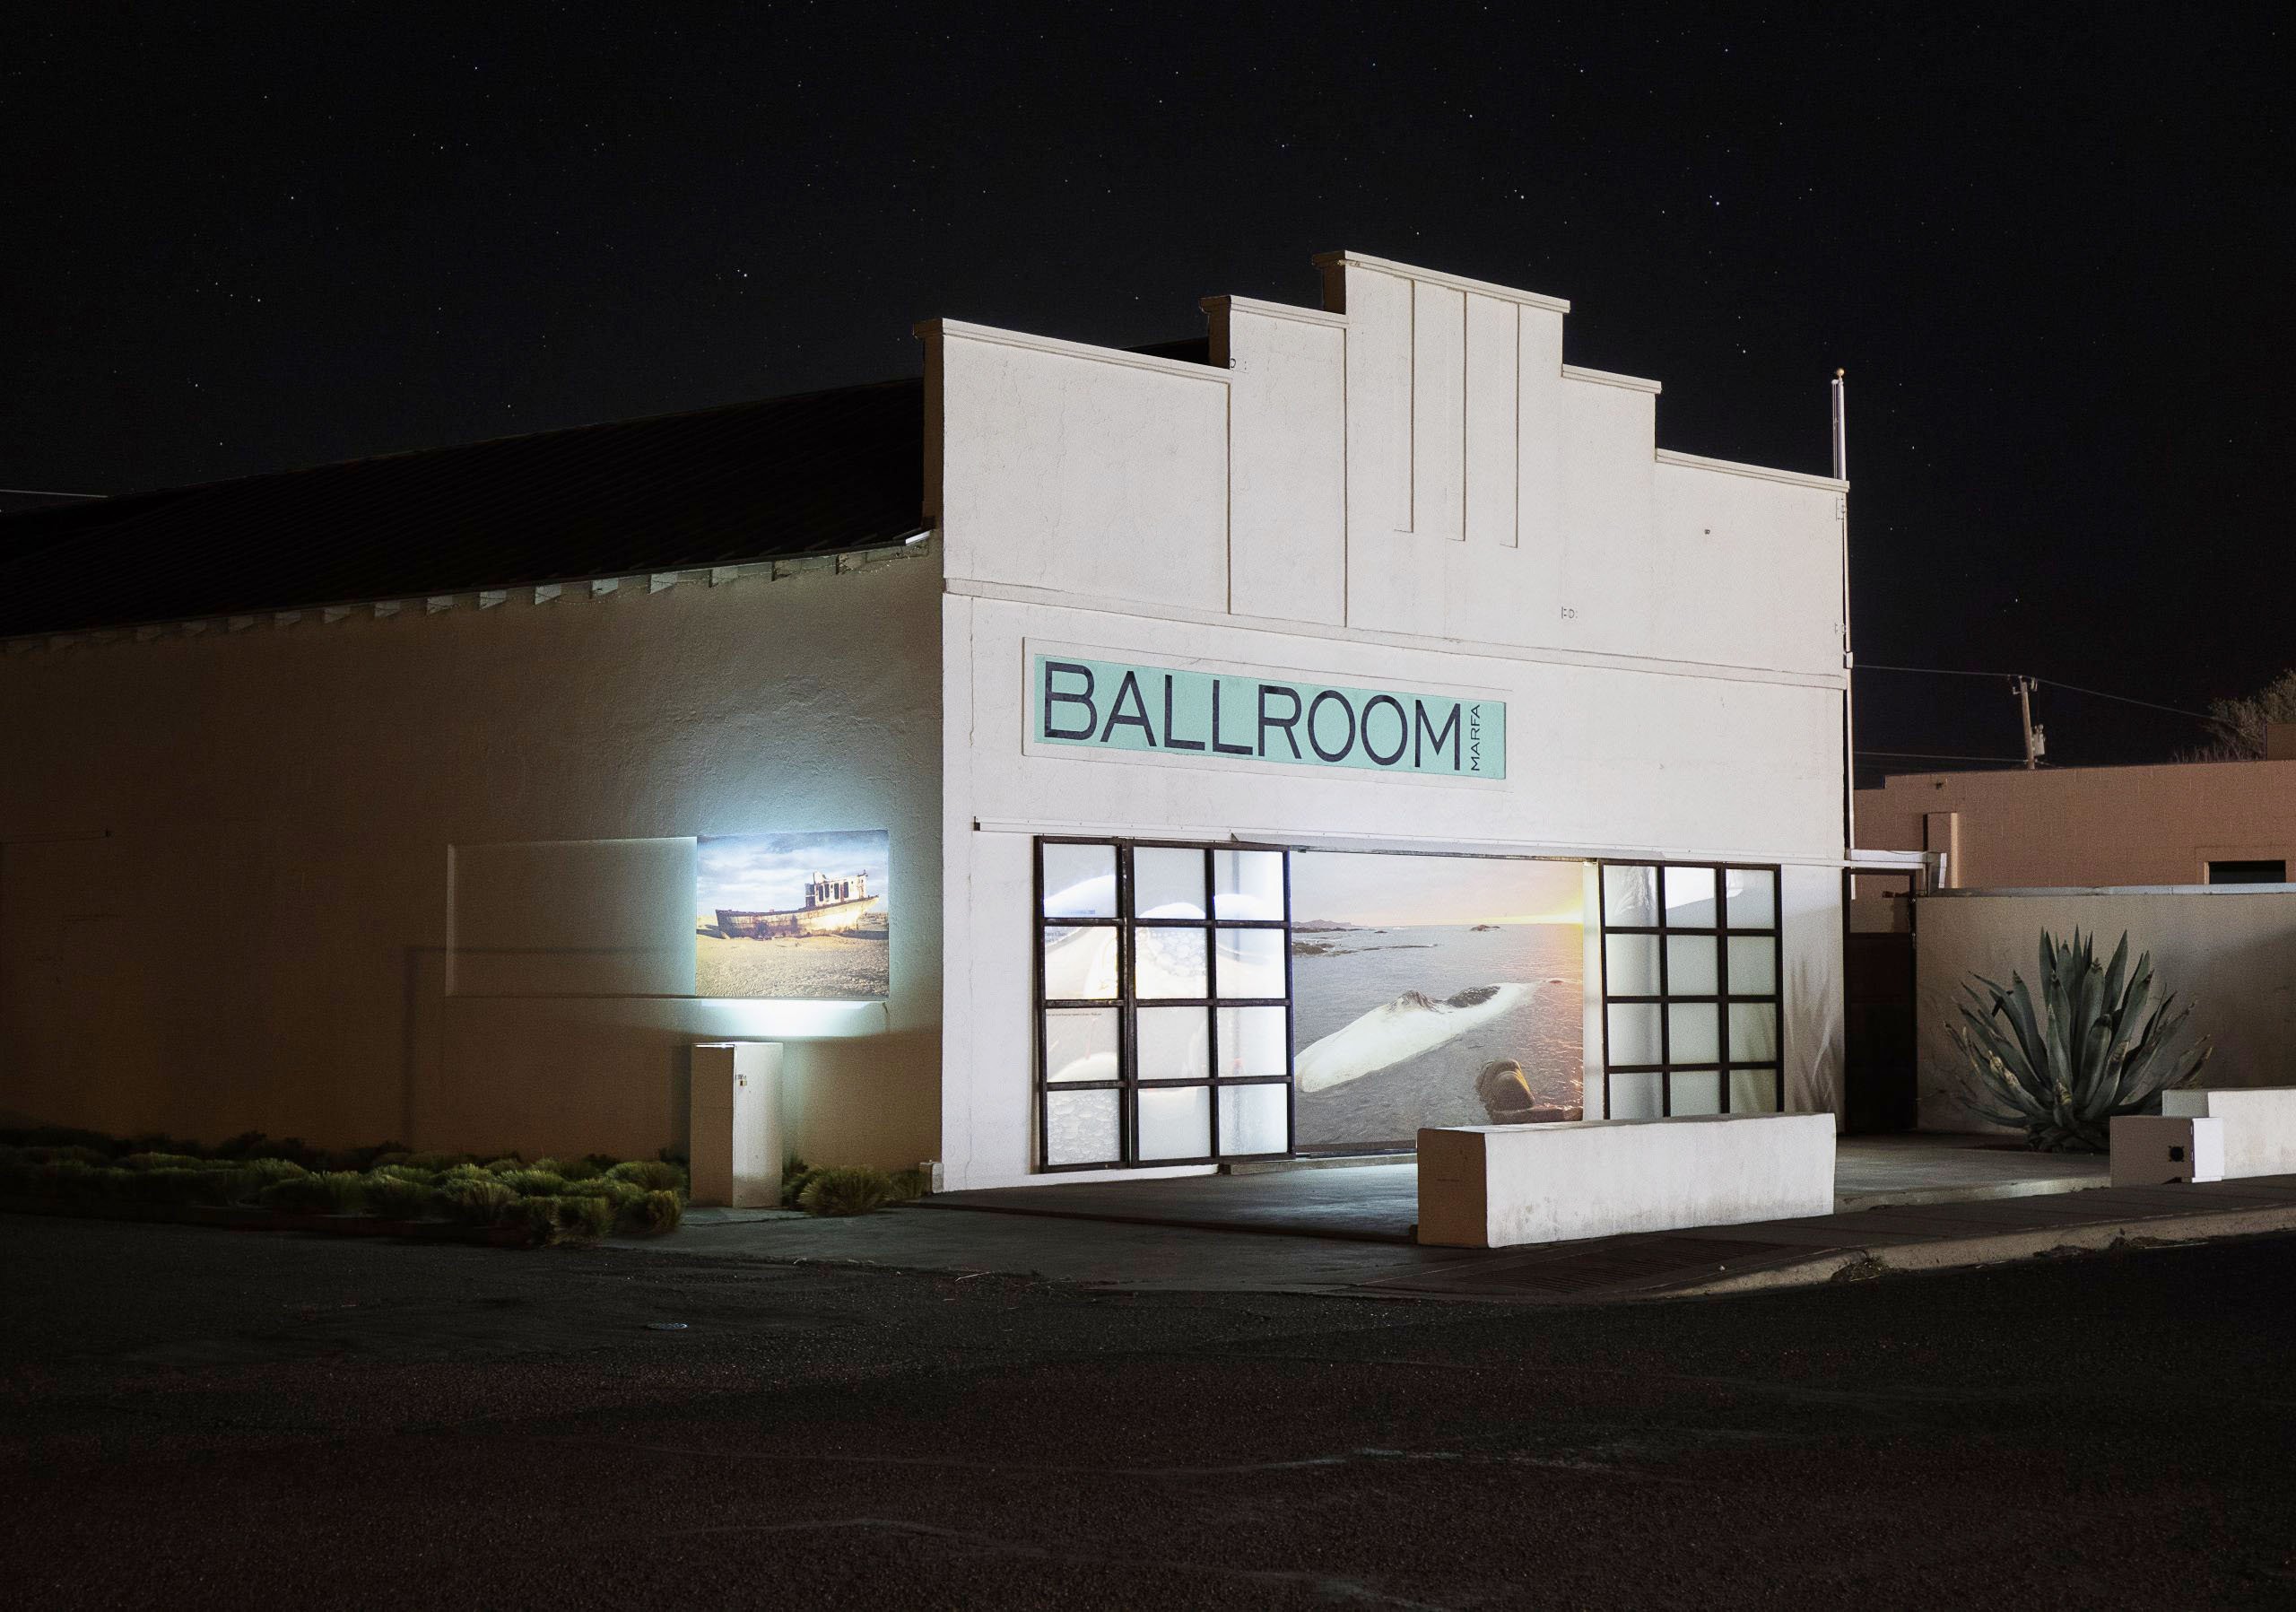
[233,1157,307,1192]
[885,1166,933,1203]
[126,1166,244,1207]
[625,1189,683,1234]
[117,1151,225,1172]
[498,1169,571,1198]
[534,1155,606,1181]
[797,1166,893,1217]
[365,1174,439,1221]
[260,1171,370,1216]
[393,1150,474,1172]
[605,1159,685,1194]
[550,1195,613,1242]
[779,1156,820,1207]
[482,1156,525,1175]
[442,1178,517,1225]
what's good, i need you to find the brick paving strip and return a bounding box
[1355,1175,2296,1302]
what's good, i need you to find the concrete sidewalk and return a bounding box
[637,1170,2296,1303]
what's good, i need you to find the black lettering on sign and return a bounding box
[1307,689,1357,762]
[1043,661,1099,740]
[1361,694,1409,766]
[1467,703,1483,772]
[1257,684,1303,759]
[1210,680,1253,755]
[1413,700,1461,771]
[1101,671,1157,746]
[1161,674,1205,751]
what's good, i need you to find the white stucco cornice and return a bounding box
[1310,251,1572,315]
[1561,363,1664,395]
[1655,449,1848,494]
[914,318,1231,384]
[942,575,1848,694]
[1197,294,1349,329]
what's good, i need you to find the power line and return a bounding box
[0,487,104,500]
[1856,663,2211,722]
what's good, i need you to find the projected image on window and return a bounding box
[695,830,890,999]
[1292,853,1584,1150]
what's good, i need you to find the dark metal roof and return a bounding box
[0,377,925,637]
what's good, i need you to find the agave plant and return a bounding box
[1952,928,2210,1152]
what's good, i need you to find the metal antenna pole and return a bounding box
[2011,675,2045,769]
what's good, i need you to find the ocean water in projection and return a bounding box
[1291,854,1585,1150]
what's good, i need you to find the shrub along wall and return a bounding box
[0,1128,686,1246]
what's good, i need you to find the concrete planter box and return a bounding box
[2160,1087,2296,1180]
[1417,1112,1836,1248]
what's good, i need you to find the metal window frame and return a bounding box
[1034,836,1295,1172]
[1596,861,1785,1117]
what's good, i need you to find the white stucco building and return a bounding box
[0,251,1851,1191]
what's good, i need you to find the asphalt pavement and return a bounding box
[3,1213,2292,1609]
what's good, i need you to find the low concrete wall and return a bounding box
[2163,1087,2296,1179]
[1416,1112,1835,1248]
[1915,889,2296,1132]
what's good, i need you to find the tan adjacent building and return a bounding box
[1857,735,2296,889]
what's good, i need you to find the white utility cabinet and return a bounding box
[689,1041,784,1207]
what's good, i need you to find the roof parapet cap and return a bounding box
[1311,250,1570,314]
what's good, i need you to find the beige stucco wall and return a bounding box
[0,550,942,1168]
[1859,761,2296,887]
[1913,888,2296,1132]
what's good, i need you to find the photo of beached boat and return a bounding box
[696,831,890,999]
[715,870,878,939]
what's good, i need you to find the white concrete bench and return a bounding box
[1416,1113,1836,1249]
[2154,1086,2296,1180]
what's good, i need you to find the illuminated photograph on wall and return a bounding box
[695,830,890,999]
[1291,852,1585,1151]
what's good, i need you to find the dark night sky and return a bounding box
[4,5,2289,774]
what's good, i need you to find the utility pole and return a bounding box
[2010,675,2046,769]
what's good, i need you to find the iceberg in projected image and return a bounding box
[1294,981,1538,1093]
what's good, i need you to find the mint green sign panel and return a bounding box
[1031,654,1505,781]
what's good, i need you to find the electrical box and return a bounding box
[689,1041,784,1207]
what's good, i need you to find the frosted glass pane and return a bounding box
[1609,1069,1663,1119]
[1044,1089,1119,1165]
[1043,1008,1118,1083]
[1670,1070,1723,1116]
[1043,925,1118,1000]
[1730,1069,1779,1112]
[1668,1001,1721,1063]
[1603,864,1657,926]
[1727,936,1778,995]
[1726,869,1776,928]
[1212,850,1285,920]
[1665,866,1718,927]
[1605,933,1660,996]
[1137,1006,1209,1081]
[1665,935,1718,995]
[1215,928,1286,999]
[1218,1084,1289,1155]
[1041,843,1117,918]
[1137,1085,1210,1161]
[1730,1002,1779,1062]
[1216,1006,1289,1077]
[1133,849,1206,919]
[1134,927,1208,998]
[1608,1003,1662,1065]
